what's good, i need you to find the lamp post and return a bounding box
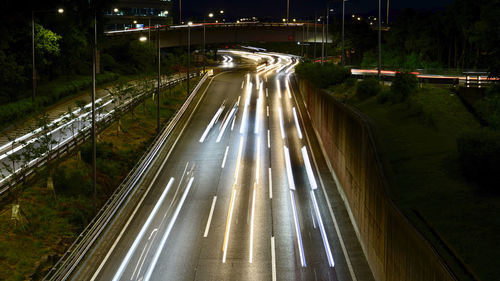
[286,0,290,23]
[326,7,333,60]
[378,0,382,80]
[32,8,64,102]
[157,27,161,133]
[342,0,345,65]
[187,22,192,98]
[91,11,97,215]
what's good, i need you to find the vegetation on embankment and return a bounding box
[296,62,500,281]
[0,77,199,281]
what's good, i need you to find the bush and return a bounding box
[295,62,351,89]
[53,166,91,196]
[390,72,418,103]
[81,142,115,164]
[457,129,500,191]
[377,89,391,103]
[474,84,500,129]
[356,79,381,100]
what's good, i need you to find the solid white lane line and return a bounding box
[267,129,271,148]
[249,183,257,263]
[311,190,335,267]
[271,236,277,281]
[221,146,229,168]
[222,188,237,263]
[292,107,303,139]
[200,107,223,142]
[290,190,306,267]
[143,177,194,281]
[268,167,273,199]
[111,178,175,281]
[278,107,285,139]
[283,146,296,190]
[301,146,318,190]
[204,196,218,237]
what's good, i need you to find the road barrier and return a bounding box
[296,78,457,281]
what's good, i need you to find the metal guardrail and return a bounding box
[0,73,200,198]
[43,71,209,281]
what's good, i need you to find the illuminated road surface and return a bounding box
[73,52,373,281]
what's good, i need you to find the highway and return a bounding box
[69,51,374,281]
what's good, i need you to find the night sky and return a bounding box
[182,0,455,20]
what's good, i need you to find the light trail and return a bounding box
[143,177,194,281]
[292,107,303,139]
[301,146,318,190]
[311,190,335,267]
[234,136,244,184]
[278,107,285,139]
[221,146,229,168]
[222,187,237,263]
[255,137,261,183]
[283,146,295,190]
[289,190,306,267]
[200,106,224,143]
[276,79,282,98]
[203,196,218,237]
[112,178,175,281]
[217,106,237,142]
[249,182,257,263]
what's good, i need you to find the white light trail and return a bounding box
[276,79,282,98]
[204,196,217,237]
[222,188,237,263]
[285,78,292,99]
[278,107,285,139]
[311,190,335,267]
[283,146,295,190]
[217,107,236,142]
[290,190,306,267]
[221,146,229,168]
[249,183,257,263]
[143,177,194,281]
[200,107,224,142]
[292,107,302,139]
[301,146,318,190]
[112,178,175,281]
[255,137,261,183]
[234,136,244,183]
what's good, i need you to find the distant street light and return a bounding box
[220,10,224,14]
[209,13,214,18]
[139,36,147,41]
[113,8,119,13]
[133,20,138,24]
[32,8,64,101]
[282,18,286,22]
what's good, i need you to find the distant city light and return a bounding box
[139,36,147,41]
[113,8,119,13]
[58,8,64,14]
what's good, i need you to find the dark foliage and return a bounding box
[356,78,380,100]
[457,129,500,191]
[295,62,351,89]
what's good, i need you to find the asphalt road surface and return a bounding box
[71,52,374,281]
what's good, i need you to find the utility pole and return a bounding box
[32,11,36,101]
[387,0,390,25]
[378,0,382,80]
[91,11,97,215]
[321,18,325,64]
[157,27,161,133]
[314,14,317,59]
[203,23,206,73]
[187,23,191,97]
[342,0,345,65]
[179,0,182,24]
[326,6,329,60]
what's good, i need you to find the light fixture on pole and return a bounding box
[157,27,161,133]
[187,21,192,98]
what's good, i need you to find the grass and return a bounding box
[0,77,199,280]
[350,84,500,281]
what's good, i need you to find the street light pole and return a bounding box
[32,11,36,102]
[378,0,382,80]
[187,23,191,97]
[314,14,317,59]
[91,11,97,216]
[321,17,325,64]
[326,6,329,60]
[203,22,206,73]
[157,27,161,133]
[287,0,289,23]
[179,0,182,24]
[342,0,345,65]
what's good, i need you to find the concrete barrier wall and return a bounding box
[297,79,456,281]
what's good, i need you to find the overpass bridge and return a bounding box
[105,22,332,48]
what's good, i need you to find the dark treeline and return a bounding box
[0,0,192,106]
[335,0,500,75]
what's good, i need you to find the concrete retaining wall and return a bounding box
[297,78,456,281]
